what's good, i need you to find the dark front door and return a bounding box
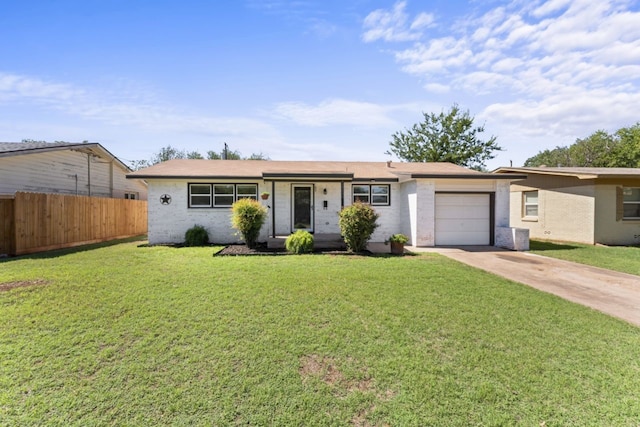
[292,185,313,232]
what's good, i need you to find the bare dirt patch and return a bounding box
[0,279,50,292]
[299,354,394,425]
[299,354,374,391]
[299,354,345,386]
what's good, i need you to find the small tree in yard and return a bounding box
[231,198,267,249]
[338,202,379,253]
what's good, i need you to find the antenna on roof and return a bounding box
[223,142,228,160]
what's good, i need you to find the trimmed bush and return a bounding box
[285,230,314,254]
[338,202,379,253]
[231,198,268,249]
[184,224,209,246]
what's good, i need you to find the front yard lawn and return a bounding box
[530,239,640,276]
[1,240,640,426]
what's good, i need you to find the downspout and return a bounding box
[87,154,91,197]
[109,161,114,197]
[271,180,276,238]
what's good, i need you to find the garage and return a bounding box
[435,193,492,245]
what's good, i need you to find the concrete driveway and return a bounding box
[408,246,640,328]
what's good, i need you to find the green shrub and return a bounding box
[338,202,379,253]
[285,230,314,254]
[184,224,209,246]
[231,198,268,249]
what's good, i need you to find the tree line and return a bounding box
[523,124,640,167]
[385,105,639,169]
[130,144,269,170]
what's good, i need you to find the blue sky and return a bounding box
[1,0,639,169]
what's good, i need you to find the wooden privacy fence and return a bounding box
[0,192,147,256]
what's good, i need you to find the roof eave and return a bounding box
[127,174,264,180]
[411,173,528,180]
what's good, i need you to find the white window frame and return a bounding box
[522,190,538,219]
[352,184,390,206]
[188,183,258,208]
[213,184,235,208]
[622,187,640,219]
[236,184,259,201]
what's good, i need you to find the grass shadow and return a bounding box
[529,240,580,251]
[0,235,147,262]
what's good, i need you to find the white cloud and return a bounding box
[362,1,434,43]
[369,0,640,96]
[272,98,414,127]
[362,0,640,166]
[424,83,450,93]
[532,0,572,18]
[0,72,280,142]
[0,73,83,103]
[410,12,435,30]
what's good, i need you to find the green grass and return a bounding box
[530,240,640,276]
[1,241,640,426]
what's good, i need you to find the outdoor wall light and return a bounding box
[323,188,327,195]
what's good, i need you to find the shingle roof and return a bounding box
[494,166,640,179]
[128,159,519,181]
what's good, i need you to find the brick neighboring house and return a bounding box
[128,159,526,248]
[0,141,147,200]
[495,167,640,245]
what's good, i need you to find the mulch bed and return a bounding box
[215,243,283,256]
[215,243,365,256]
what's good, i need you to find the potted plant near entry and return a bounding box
[386,233,409,255]
[260,191,270,200]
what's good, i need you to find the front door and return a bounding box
[292,185,313,232]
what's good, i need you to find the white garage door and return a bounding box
[435,194,491,245]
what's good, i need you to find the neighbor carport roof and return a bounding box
[0,141,133,172]
[494,166,640,179]
[127,159,512,181]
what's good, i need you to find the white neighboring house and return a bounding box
[128,159,526,249]
[0,141,147,200]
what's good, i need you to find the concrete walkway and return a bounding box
[406,245,640,328]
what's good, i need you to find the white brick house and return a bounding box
[128,159,525,248]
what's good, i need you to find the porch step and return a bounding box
[267,233,346,250]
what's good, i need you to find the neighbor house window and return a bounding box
[352,184,390,206]
[124,192,137,200]
[188,183,258,208]
[523,191,538,218]
[623,188,640,219]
